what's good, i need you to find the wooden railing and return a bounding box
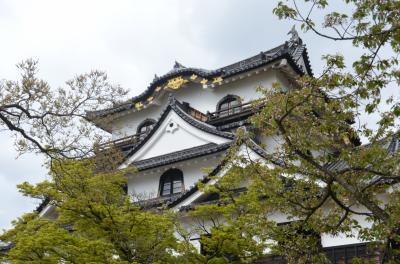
[134,193,182,208]
[186,100,264,123]
[99,131,148,150]
[187,106,209,122]
[99,100,263,150]
[208,101,264,121]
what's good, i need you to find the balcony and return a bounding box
[207,101,264,127]
[134,193,182,209]
[181,100,264,128]
[99,131,148,152]
[99,100,263,152]
[179,101,209,122]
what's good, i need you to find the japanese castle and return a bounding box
[32,30,390,263]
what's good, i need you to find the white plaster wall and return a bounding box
[174,211,296,254]
[127,111,230,163]
[111,69,287,139]
[111,95,169,139]
[321,209,373,247]
[176,214,227,253]
[128,153,223,199]
[177,208,374,252]
[321,195,388,247]
[173,70,279,113]
[259,135,284,154]
[275,70,293,91]
[39,204,58,220]
[171,144,269,210]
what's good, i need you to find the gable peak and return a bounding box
[173,61,186,69]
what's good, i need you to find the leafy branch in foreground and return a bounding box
[0,150,183,264]
[191,1,400,263]
[0,59,128,159]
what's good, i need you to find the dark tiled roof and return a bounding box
[244,137,285,166]
[170,132,400,211]
[0,242,13,253]
[167,158,227,208]
[35,98,233,214]
[387,133,400,155]
[132,142,231,171]
[88,38,312,120]
[324,133,400,172]
[35,197,50,212]
[172,99,234,139]
[166,135,270,208]
[178,187,247,212]
[135,193,183,209]
[323,159,347,172]
[122,95,234,162]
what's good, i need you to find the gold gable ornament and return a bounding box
[166,76,188,90]
[155,86,162,92]
[212,76,223,85]
[200,78,208,85]
[190,74,198,80]
[135,102,143,109]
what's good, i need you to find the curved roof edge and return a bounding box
[87,38,312,122]
[120,95,235,164]
[132,142,231,171]
[167,131,280,209]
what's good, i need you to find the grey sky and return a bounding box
[0,0,391,231]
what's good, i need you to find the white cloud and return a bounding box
[0,0,396,230]
[0,132,46,230]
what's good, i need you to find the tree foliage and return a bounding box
[2,0,400,263]
[0,59,127,159]
[189,0,400,263]
[0,152,179,264]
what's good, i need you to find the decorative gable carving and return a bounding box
[119,98,234,169]
[128,111,230,162]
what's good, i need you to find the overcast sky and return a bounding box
[0,0,390,231]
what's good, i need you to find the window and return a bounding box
[323,243,382,263]
[137,119,156,139]
[159,169,184,196]
[217,95,241,117]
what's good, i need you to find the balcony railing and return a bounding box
[207,101,264,123]
[178,101,209,122]
[134,193,182,208]
[182,100,264,124]
[99,100,263,150]
[187,106,209,122]
[99,131,148,151]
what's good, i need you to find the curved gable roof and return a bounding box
[87,38,312,122]
[120,95,234,165]
[166,134,278,209]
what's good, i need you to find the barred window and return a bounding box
[159,169,184,197]
[217,95,241,117]
[137,119,156,138]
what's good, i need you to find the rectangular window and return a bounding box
[172,180,182,194]
[323,243,381,264]
[162,182,171,196]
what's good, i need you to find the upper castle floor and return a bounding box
[87,35,312,146]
